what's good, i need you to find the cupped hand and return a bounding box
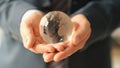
[20,10,55,53]
[43,14,91,62]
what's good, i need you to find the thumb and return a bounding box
[71,22,80,46]
[20,20,35,49]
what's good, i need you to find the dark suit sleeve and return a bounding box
[73,0,120,51]
[0,0,38,42]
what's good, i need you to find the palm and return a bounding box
[20,10,56,54]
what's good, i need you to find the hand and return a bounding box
[43,14,91,62]
[20,10,55,53]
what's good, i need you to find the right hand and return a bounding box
[20,10,56,54]
[42,14,91,62]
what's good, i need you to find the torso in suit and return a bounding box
[0,0,120,68]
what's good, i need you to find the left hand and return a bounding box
[42,14,92,62]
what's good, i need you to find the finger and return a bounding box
[53,46,74,62]
[33,44,56,53]
[71,23,80,46]
[71,29,91,49]
[43,53,55,62]
[29,48,39,54]
[53,43,81,62]
[52,42,68,52]
[71,22,90,46]
[20,22,35,49]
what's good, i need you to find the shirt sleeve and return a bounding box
[0,0,39,42]
[73,0,120,51]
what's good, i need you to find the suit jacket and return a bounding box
[0,0,120,68]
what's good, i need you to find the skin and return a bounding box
[20,10,91,62]
[20,10,56,54]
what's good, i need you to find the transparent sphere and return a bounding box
[40,11,73,43]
